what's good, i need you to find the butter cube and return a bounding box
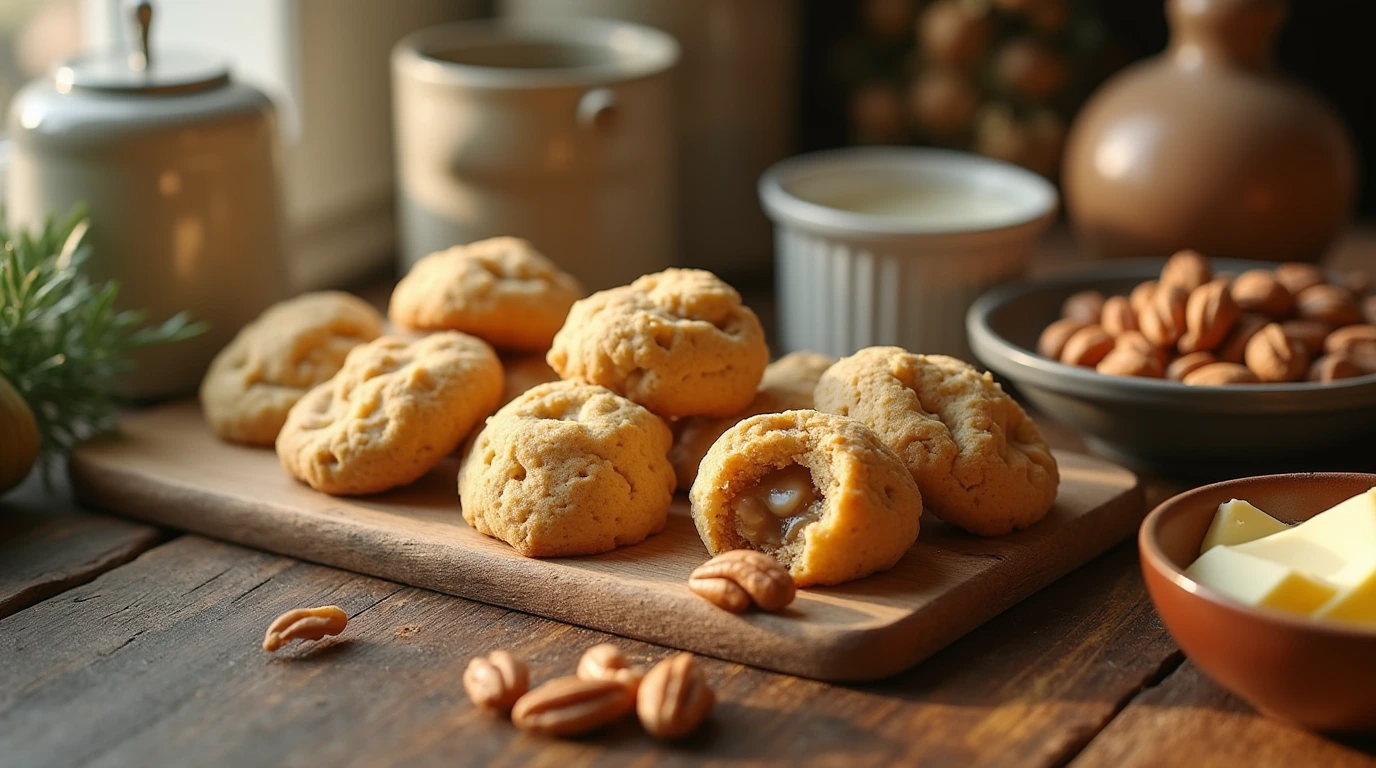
[1185,546,1337,616]
[1234,488,1376,584]
[1200,499,1290,553]
[1313,559,1376,625]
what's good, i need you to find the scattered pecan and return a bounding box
[1179,279,1238,353]
[464,650,530,712]
[1244,323,1309,382]
[511,676,636,737]
[1273,262,1325,296]
[1217,313,1271,364]
[1279,319,1332,356]
[1295,284,1361,326]
[1100,296,1138,336]
[1036,317,1089,360]
[577,644,644,693]
[637,653,715,740]
[1061,290,1105,324]
[688,550,796,613]
[1165,351,1217,382]
[1159,249,1211,292]
[1182,362,1261,386]
[1308,354,1363,383]
[262,605,348,652]
[1230,270,1294,318]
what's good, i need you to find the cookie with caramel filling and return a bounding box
[689,410,922,587]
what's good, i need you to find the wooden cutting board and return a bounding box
[71,402,1143,682]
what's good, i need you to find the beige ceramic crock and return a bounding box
[392,18,680,291]
[498,0,798,280]
[6,3,287,400]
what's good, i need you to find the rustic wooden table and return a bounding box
[3,233,1376,768]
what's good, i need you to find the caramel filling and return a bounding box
[733,464,822,549]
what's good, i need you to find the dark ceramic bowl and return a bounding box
[1140,473,1376,732]
[966,258,1376,473]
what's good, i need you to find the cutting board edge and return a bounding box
[69,439,1145,682]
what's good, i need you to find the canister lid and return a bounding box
[54,2,230,95]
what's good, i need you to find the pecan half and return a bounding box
[1159,249,1211,292]
[511,676,636,737]
[1139,284,1188,348]
[464,650,530,712]
[262,606,348,652]
[1308,354,1363,383]
[637,653,715,740]
[688,550,795,613]
[1279,319,1332,356]
[1060,324,1115,367]
[1129,280,1158,316]
[1100,296,1138,336]
[1115,330,1168,365]
[1182,362,1261,386]
[1324,324,1376,373]
[577,644,644,693]
[1179,279,1238,353]
[1323,324,1376,354]
[1217,313,1271,364]
[1296,284,1361,326]
[1096,347,1162,378]
[1245,323,1309,382]
[1343,269,1371,297]
[1273,263,1325,296]
[1061,290,1105,324]
[1165,351,1217,382]
[1037,318,1088,360]
[1230,270,1294,318]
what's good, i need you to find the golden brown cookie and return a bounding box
[814,348,1058,536]
[200,292,384,445]
[546,269,769,419]
[689,409,922,587]
[669,351,836,490]
[459,381,676,557]
[499,354,562,406]
[277,332,502,495]
[388,237,583,352]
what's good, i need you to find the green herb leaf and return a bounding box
[0,207,206,484]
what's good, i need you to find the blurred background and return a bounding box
[0,0,1369,287]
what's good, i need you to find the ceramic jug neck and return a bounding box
[1166,0,1285,71]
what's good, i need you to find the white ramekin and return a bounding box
[758,147,1058,360]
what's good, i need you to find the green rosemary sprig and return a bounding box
[0,207,205,480]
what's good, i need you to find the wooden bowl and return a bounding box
[1139,473,1376,732]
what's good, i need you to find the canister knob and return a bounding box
[130,1,153,72]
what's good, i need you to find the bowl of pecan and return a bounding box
[967,252,1376,472]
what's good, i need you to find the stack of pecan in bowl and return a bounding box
[1038,251,1376,385]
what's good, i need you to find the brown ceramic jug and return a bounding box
[1063,0,1356,263]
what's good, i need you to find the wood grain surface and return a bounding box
[0,535,1181,768]
[1071,662,1376,767]
[69,402,1144,682]
[0,473,161,619]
